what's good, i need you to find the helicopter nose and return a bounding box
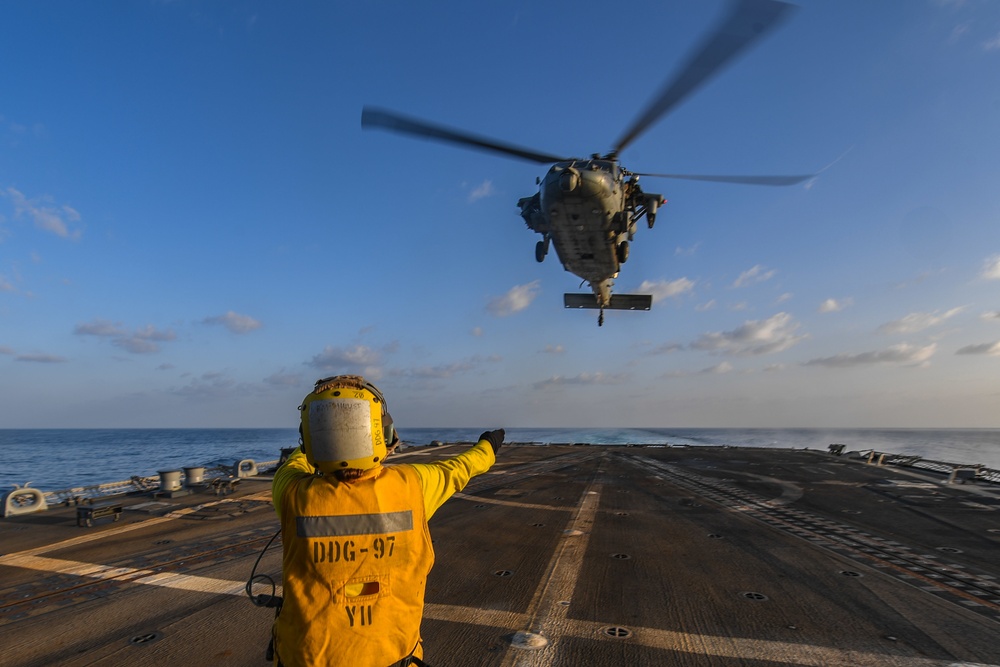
[559,169,580,192]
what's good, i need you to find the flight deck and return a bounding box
[2,443,999,666]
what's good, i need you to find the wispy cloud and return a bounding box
[74,319,176,354]
[804,343,936,368]
[307,344,386,378]
[732,265,776,288]
[638,278,694,303]
[4,187,82,240]
[542,344,565,354]
[981,255,1000,280]
[819,297,852,313]
[690,312,807,356]
[695,300,716,312]
[170,371,240,400]
[877,307,965,334]
[264,370,305,386]
[467,179,495,202]
[16,352,68,363]
[675,243,700,256]
[702,361,734,374]
[649,342,683,355]
[487,280,540,317]
[533,372,628,389]
[981,311,1000,321]
[393,354,502,379]
[956,341,1000,356]
[983,31,1000,51]
[202,311,262,334]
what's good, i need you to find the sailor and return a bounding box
[270,375,502,667]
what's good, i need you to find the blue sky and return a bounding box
[2,0,999,429]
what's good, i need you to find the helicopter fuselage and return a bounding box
[519,159,660,308]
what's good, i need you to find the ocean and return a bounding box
[1,427,999,494]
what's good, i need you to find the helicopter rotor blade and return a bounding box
[362,107,572,165]
[634,172,814,186]
[613,0,796,155]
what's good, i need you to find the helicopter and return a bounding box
[362,0,814,326]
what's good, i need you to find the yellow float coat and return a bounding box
[272,442,495,666]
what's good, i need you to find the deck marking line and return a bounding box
[0,554,246,599]
[5,555,999,666]
[1,490,274,559]
[498,456,604,667]
[452,493,575,512]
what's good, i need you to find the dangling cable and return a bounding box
[246,527,283,608]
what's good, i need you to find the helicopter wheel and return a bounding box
[535,240,548,263]
[616,241,629,264]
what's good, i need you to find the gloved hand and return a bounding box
[478,429,505,455]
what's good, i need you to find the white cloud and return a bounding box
[638,277,694,303]
[695,300,716,312]
[112,325,177,354]
[468,180,495,202]
[675,243,700,256]
[732,264,776,288]
[981,311,1000,321]
[775,293,793,304]
[4,187,83,240]
[877,307,965,334]
[203,311,262,334]
[487,280,540,317]
[15,352,68,363]
[702,361,734,374]
[981,255,1000,280]
[74,319,176,354]
[690,312,807,356]
[649,342,683,355]
[533,372,628,389]
[394,354,502,379]
[542,344,565,354]
[308,344,384,377]
[819,297,852,313]
[956,341,1000,356]
[264,370,303,386]
[804,343,937,368]
[983,31,1000,51]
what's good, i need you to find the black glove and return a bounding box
[478,429,505,455]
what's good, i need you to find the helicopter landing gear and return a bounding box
[616,241,629,264]
[647,212,656,229]
[535,239,549,263]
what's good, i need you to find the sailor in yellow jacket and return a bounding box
[271,375,502,667]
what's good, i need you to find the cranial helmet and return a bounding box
[299,375,395,474]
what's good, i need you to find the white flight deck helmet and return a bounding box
[299,375,396,474]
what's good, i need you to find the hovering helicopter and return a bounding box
[362,0,814,326]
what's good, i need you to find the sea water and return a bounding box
[1,427,998,494]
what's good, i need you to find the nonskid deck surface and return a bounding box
[1,444,999,666]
